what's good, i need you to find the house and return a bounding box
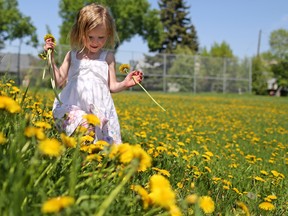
[267,78,278,96]
[0,53,32,75]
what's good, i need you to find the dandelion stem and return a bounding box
[132,76,166,112]
[46,49,62,104]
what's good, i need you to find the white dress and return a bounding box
[52,50,122,144]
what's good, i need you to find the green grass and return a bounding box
[1,79,287,215]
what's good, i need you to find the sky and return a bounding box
[4,0,288,60]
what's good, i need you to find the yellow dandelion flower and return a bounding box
[177,182,184,189]
[38,138,64,157]
[236,201,250,216]
[81,135,94,143]
[34,121,52,129]
[60,133,76,148]
[118,144,152,171]
[266,195,277,200]
[24,126,46,140]
[191,150,200,155]
[119,64,130,74]
[223,185,230,190]
[190,182,195,189]
[41,196,74,213]
[205,151,214,157]
[185,194,198,204]
[254,176,266,182]
[148,174,176,209]
[271,170,285,179]
[44,33,56,44]
[85,153,102,162]
[83,114,100,126]
[131,185,151,209]
[0,132,7,145]
[258,202,275,211]
[204,166,212,173]
[198,196,215,214]
[202,154,211,160]
[233,187,242,194]
[260,170,269,175]
[152,167,171,177]
[0,96,21,113]
[169,204,182,216]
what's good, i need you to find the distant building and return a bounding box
[0,53,32,75]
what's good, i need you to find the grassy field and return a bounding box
[1,79,287,216]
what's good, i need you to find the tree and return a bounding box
[269,28,288,59]
[267,29,288,94]
[0,0,38,48]
[157,0,199,54]
[209,41,234,58]
[58,0,161,50]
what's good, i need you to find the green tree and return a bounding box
[58,0,161,50]
[267,29,288,94]
[269,28,288,59]
[251,56,268,95]
[0,0,38,48]
[157,0,199,54]
[209,41,234,58]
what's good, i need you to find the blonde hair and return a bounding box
[70,3,118,50]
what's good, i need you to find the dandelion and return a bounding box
[119,64,166,111]
[60,133,76,148]
[24,126,46,140]
[152,167,171,177]
[85,153,102,162]
[236,201,250,216]
[258,202,275,211]
[148,174,177,210]
[117,144,152,172]
[0,96,21,113]
[131,185,151,209]
[38,138,64,157]
[0,132,7,145]
[83,114,100,126]
[185,194,198,204]
[266,195,277,200]
[198,196,215,214]
[177,182,184,189]
[41,196,74,213]
[260,170,269,175]
[254,176,266,182]
[34,121,52,129]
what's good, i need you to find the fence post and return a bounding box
[193,55,200,94]
[222,58,227,93]
[249,58,252,93]
[163,54,167,92]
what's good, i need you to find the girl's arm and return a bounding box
[106,51,143,93]
[51,51,70,87]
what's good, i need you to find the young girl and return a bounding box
[44,3,143,145]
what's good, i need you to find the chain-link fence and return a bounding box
[1,44,252,93]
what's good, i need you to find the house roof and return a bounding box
[0,53,32,74]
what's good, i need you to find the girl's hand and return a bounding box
[44,37,55,51]
[125,70,144,88]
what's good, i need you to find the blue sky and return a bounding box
[5,0,288,59]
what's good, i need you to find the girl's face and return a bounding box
[84,24,108,53]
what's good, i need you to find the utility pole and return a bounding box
[257,29,262,57]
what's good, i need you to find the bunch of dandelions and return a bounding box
[39,34,62,104]
[119,64,166,111]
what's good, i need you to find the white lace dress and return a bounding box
[52,50,122,144]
